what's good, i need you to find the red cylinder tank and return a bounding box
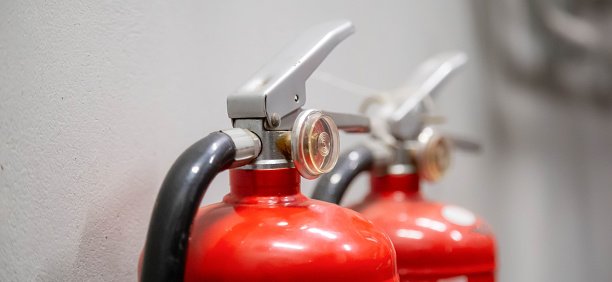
[143,168,399,282]
[349,173,496,282]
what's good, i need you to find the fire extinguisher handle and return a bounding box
[228,20,355,130]
[141,132,238,282]
[311,145,375,204]
[387,52,468,140]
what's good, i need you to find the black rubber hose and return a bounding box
[140,132,236,282]
[311,145,374,204]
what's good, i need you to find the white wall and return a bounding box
[1,1,610,281]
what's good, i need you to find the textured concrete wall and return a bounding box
[1,1,610,281]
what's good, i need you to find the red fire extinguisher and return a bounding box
[139,21,399,282]
[312,53,496,281]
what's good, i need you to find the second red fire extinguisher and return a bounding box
[139,21,399,282]
[312,53,497,281]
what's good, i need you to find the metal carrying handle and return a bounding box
[386,52,468,140]
[225,20,372,177]
[227,20,367,131]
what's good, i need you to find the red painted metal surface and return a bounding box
[349,173,496,282]
[142,168,399,281]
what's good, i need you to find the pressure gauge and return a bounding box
[416,127,451,182]
[291,109,340,179]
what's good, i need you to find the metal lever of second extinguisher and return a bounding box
[227,20,355,129]
[390,52,468,121]
[387,52,467,140]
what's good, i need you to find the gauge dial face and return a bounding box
[292,110,339,179]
